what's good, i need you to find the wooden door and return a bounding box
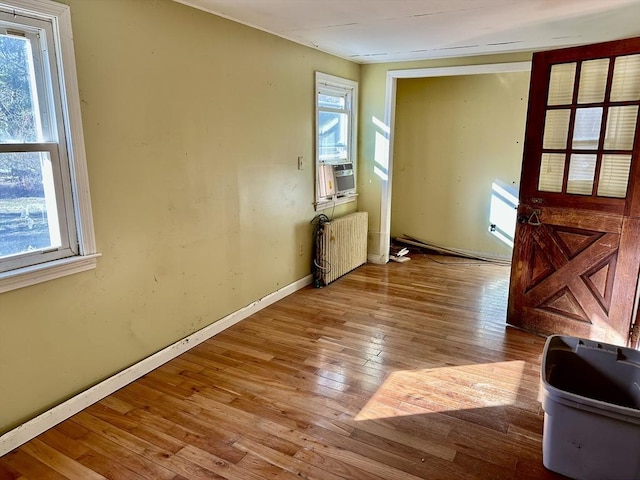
[508,38,640,346]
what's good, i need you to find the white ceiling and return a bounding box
[174,0,640,64]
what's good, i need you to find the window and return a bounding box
[315,72,358,210]
[0,0,97,293]
[538,55,640,200]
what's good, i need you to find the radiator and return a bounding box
[316,211,368,286]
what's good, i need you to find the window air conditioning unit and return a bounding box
[319,162,355,199]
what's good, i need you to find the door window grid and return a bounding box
[539,54,640,199]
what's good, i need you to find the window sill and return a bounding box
[314,194,357,212]
[0,253,101,294]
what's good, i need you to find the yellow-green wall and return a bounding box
[358,53,532,257]
[0,0,358,434]
[391,72,531,256]
[0,1,539,436]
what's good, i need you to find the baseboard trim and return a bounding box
[367,253,388,264]
[0,274,313,457]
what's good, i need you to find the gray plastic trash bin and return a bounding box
[541,335,640,480]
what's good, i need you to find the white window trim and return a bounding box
[0,0,98,293]
[315,72,358,211]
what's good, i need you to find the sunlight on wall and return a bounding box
[373,116,390,181]
[355,360,526,420]
[489,180,519,248]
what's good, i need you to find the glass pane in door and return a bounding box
[567,154,597,195]
[543,110,571,148]
[610,54,640,101]
[597,154,632,198]
[573,107,603,150]
[577,59,609,104]
[538,153,566,192]
[603,106,638,150]
[548,63,576,105]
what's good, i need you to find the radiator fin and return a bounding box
[319,212,368,285]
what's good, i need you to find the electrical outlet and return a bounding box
[297,156,303,170]
[298,243,304,256]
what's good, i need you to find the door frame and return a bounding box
[371,61,532,264]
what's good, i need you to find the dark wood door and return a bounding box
[508,38,640,346]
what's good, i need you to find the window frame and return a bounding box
[0,0,98,293]
[315,72,358,211]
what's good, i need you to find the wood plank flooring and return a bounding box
[0,254,567,479]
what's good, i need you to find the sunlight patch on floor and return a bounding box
[355,360,526,420]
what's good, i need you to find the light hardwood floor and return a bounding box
[0,254,567,479]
